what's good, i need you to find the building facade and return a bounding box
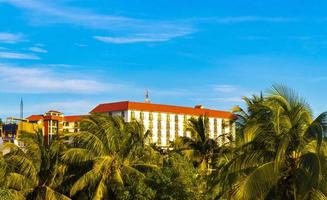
[91,101,235,147]
[26,110,85,144]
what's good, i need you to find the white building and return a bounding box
[91,101,235,147]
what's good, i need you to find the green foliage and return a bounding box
[1,130,70,199]
[212,84,327,200]
[145,153,203,200]
[1,85,326,200]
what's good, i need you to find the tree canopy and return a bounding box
[1,85,326,200]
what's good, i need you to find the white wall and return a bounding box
[110,109,235,146]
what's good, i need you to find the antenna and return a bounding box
[145,89,151,103]
[20,97,23,119]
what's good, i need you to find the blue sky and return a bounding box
[0,0,327,119]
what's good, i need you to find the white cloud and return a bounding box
[0,64,112,93]
[0,51,40,60]
[1,0,194,42]
[74,43,88,47]
[45,64,73,68]
[94,32,191,44]
[210,97,243,103]
[198,16,298,24]
[213,85,238,93]
[0,32,24,43]
[28,46,48,53]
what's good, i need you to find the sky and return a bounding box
[0,0,327,119]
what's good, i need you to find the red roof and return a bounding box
[64,115,87,122]
[91,101,234,119]
[26,115,43,122]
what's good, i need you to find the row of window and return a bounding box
[130,111,232,144]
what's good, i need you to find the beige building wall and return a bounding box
[119,109,235,146]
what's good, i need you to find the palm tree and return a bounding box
[0,151,25,200]
[2,130,70,200]
[212,85,327,200]
[62,114,157,199]
[172,116,219,173]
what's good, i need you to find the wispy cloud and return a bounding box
[0,1,298,45]
[45,64,73,68]
[213,85,238,93]
[0,32,24,43]
[238,36,269,41]
[94,32,191,44]
[197,16,298,24]
[74,43,88,47]
[0,51,40,60]
[0,64,114,93]
[209,97,243,103]
[1,0,194,42]
[28,46,48,53]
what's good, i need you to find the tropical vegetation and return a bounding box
[0,85,326,200]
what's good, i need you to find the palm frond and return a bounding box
[232,162,278,200]
[5,172,30,191]
[44,186,71,200]
[71,131,106,156]
[92,179,107,200]
[62,148,93,164]
[70,169,101,197]
[309,189,327,200]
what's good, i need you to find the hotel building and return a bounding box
[91,101,235,147]
[8,101,235,147]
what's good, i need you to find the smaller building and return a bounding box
[2,123,18,143]
[26,110,86,144]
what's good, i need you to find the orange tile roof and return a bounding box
[64,115,87,122]
[91,101,235,119]
[26,115,43,122]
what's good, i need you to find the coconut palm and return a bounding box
[62,114,157,199]
[0,151,25,200]
[2,130,70,200]
[212,85,327,200]
[172,116,219,173]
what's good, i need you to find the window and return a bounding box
[52,120,57,126]
[175,115,179,138]
[214,119,218,140]
[222,119,226,144]
[149,112,153,131]
[157,113,162,145]
[108,112,112,116]
[140,111,144,120]
[166,114,171,145]
[166,114,170,122]
[229,120,233,141]
[183,115,188,137]
[131,111,135,120]
[121,111,125,118]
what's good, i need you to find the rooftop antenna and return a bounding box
[20,97,23,119]
[145,89,151,103]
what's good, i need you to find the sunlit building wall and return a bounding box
[91,101,235,147]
